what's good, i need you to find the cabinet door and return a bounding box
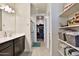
[0,45,13,56]
[14,36,25,56]
[22,36,25,51]
[0,40,13,51]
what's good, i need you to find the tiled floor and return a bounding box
[20,51,32,56]
[32,41,50,56]
[20,41,50,56]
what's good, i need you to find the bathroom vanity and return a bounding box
[0,33,25,56]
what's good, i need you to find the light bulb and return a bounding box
[11,10,15,13]
[7,8,12,13]
[4,5,9,11]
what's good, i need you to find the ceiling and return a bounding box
[0,3,48,15]
[31,3,48,15]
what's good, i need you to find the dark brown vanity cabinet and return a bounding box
[13,36,25,56]
[0,35,25,56]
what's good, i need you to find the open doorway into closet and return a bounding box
[36,16,44,42]
[37,24,44,41]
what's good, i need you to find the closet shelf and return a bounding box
[58,3,79,56]
[60,3,79,17]
[59,25,79,29]
[57,49,64,56]
[58,39,79,51]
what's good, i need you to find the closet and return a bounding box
[58,3,79,56]
[37,24,44,41]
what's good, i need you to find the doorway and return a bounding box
[37,24,44,41]
[31,3,50,56]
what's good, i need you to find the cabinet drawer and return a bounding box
[14,36,25,43]
[0,40,13,51]
[14,42,23,55]
[0,45,13,56]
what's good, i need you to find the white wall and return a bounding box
[36,19,44,25]
[46,16,50,49]
[0,10,2,31]
[15,3,31,51]
[44,17,47,48]
[45,4,50,49]
[31,16,37,42]
[49,3,64,56]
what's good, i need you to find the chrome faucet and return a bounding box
[4,32,7,37]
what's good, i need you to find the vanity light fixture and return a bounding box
[4,5,12,13]
[0,4,15,13]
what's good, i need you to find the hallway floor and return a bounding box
[32,41,50,56]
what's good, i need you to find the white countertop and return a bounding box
[0,33,25,44]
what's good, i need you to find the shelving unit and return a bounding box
[59,25,79,29]
[58,3,79,56]
[60,3,79,17]
[58,39,79,51]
